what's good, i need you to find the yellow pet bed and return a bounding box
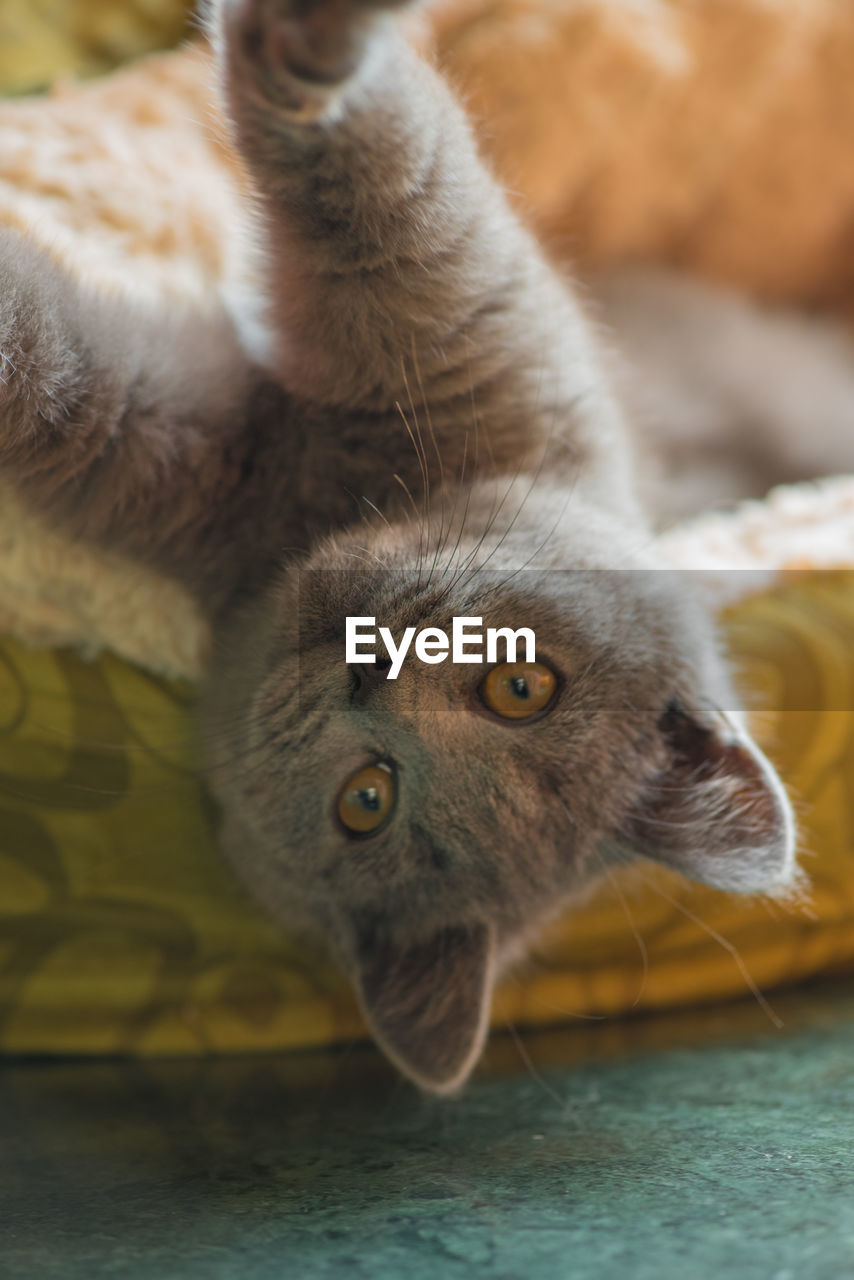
[2,563,854,1055]
[2,0,854,1059]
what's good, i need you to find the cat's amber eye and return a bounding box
[480,662,557,721]
[337,762,396,835]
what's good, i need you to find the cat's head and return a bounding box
[206,481,796,1093]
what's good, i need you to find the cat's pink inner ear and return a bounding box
[354,923,496,1095]
[625,704,797,894]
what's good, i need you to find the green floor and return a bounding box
[2,980,854,1279]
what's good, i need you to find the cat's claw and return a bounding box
[221,0,413,116]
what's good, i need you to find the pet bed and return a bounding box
[2,0,854,1056]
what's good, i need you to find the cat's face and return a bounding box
[206,484,796,1092]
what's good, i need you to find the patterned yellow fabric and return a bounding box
[1,0,853,1056]
[2,572,853,1055]
[0,0,191,95]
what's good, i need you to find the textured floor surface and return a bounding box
[2,980,854,1279]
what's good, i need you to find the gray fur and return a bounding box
[0,0,798,1093]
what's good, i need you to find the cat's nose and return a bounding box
[350,660,392,699]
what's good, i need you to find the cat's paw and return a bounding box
[221,0,411,117]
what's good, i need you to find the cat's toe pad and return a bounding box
[223,0,395,113]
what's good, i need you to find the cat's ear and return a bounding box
[622,702,797,894]
[354,923,496,1094]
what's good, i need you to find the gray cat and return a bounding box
[0,0,797,1092]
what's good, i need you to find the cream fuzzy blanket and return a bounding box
[2,0,854,677]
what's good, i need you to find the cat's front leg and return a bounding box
[0,223,278,593]
[215,0,626,494]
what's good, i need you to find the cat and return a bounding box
[0,0,798,1093]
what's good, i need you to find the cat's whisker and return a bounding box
[433,463,529,601]
[460,445,554,581]
[352,544,391,569]
[392,472,422,537]
[504,1019,574,1116]
[609,853,785,1030]
[422,476,452,586]
[399,357,434,581]
[587,836,650,1012]
[18,719,216,766]
[446,393,584,599]
[442,430,524,577]
[339,550,378,566]
[393,402,429,583]
[203,724,311,788]
[410,341,451,589]
[431,432,473,583]
[505,969,609,1022]
[0,776,189,803]
[464,462,583,606]
[359,493,394,533]
[342,486,382,542]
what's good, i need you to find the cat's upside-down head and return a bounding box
[205,480,797,1093]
